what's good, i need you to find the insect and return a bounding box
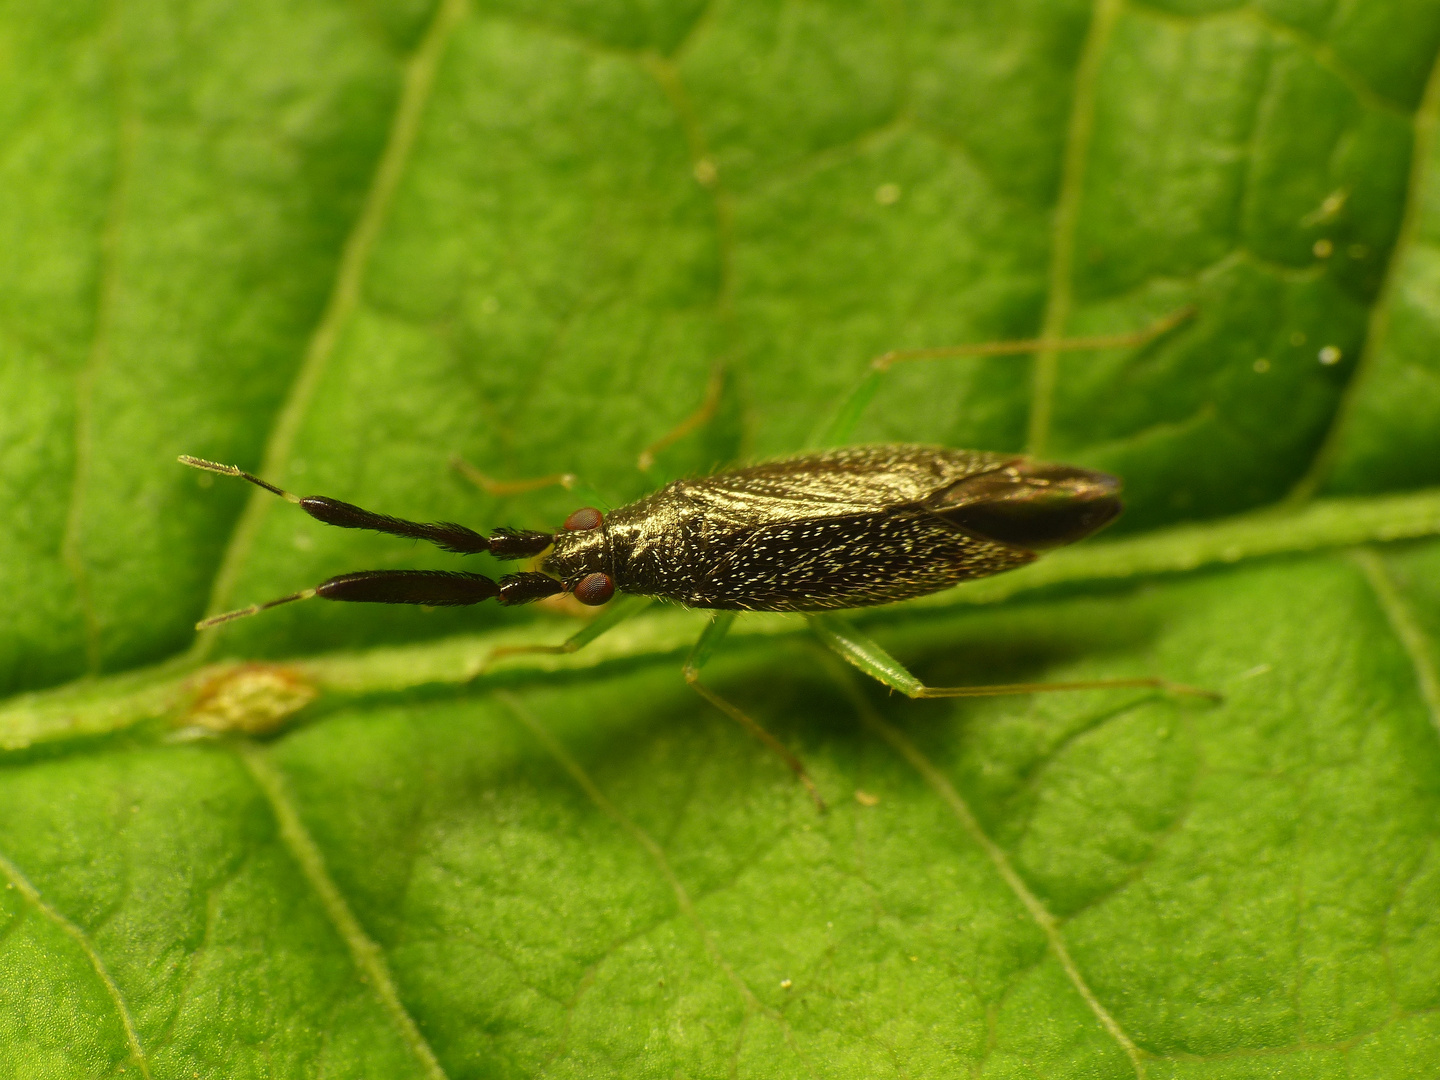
[181,437,1212,809]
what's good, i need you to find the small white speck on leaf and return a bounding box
[1319,345,1342,365]
[780,978,793,990]
[1312,238,1334,258]
[1302,188,1347,225]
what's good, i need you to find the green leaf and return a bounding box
[4,0,1440,1076]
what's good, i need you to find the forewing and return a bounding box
[674,445,1016,527]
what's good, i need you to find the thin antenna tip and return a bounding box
[180,456,297,501]
[196,607,253,630]
[196,590,315,630]
[178,455,239,476]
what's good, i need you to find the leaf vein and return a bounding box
[1288,36,1440,502]
[61,0,139,676]
[236,743,450,1080]
[644,55,735,313]
[1051,711,1206,926]
[1243,7,1415,118]
[1353,548,1440,743]
[1027,0,1124,457]
[830,665,1150,1078]
[668,0,720,62]
[192,0,471,650]
[500,691,822,1078]
[0,848,152,1079]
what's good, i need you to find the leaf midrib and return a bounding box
[8,483,1440,753]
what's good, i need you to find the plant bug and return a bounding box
[180,446,1121,621]
[181,307,1212,810]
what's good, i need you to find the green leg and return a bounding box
[808,306,1195,448]
[684,612,827,811]
[809,613,1220,700]
[451,455,612,514]
[490,594,652,660]
[636,366,725,472]
[810,370,884,447]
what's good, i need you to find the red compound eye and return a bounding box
[573,573,614,606]
[563,507,603,531]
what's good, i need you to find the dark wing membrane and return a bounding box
[678,508,1035,612]
[671,445,1017,528]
